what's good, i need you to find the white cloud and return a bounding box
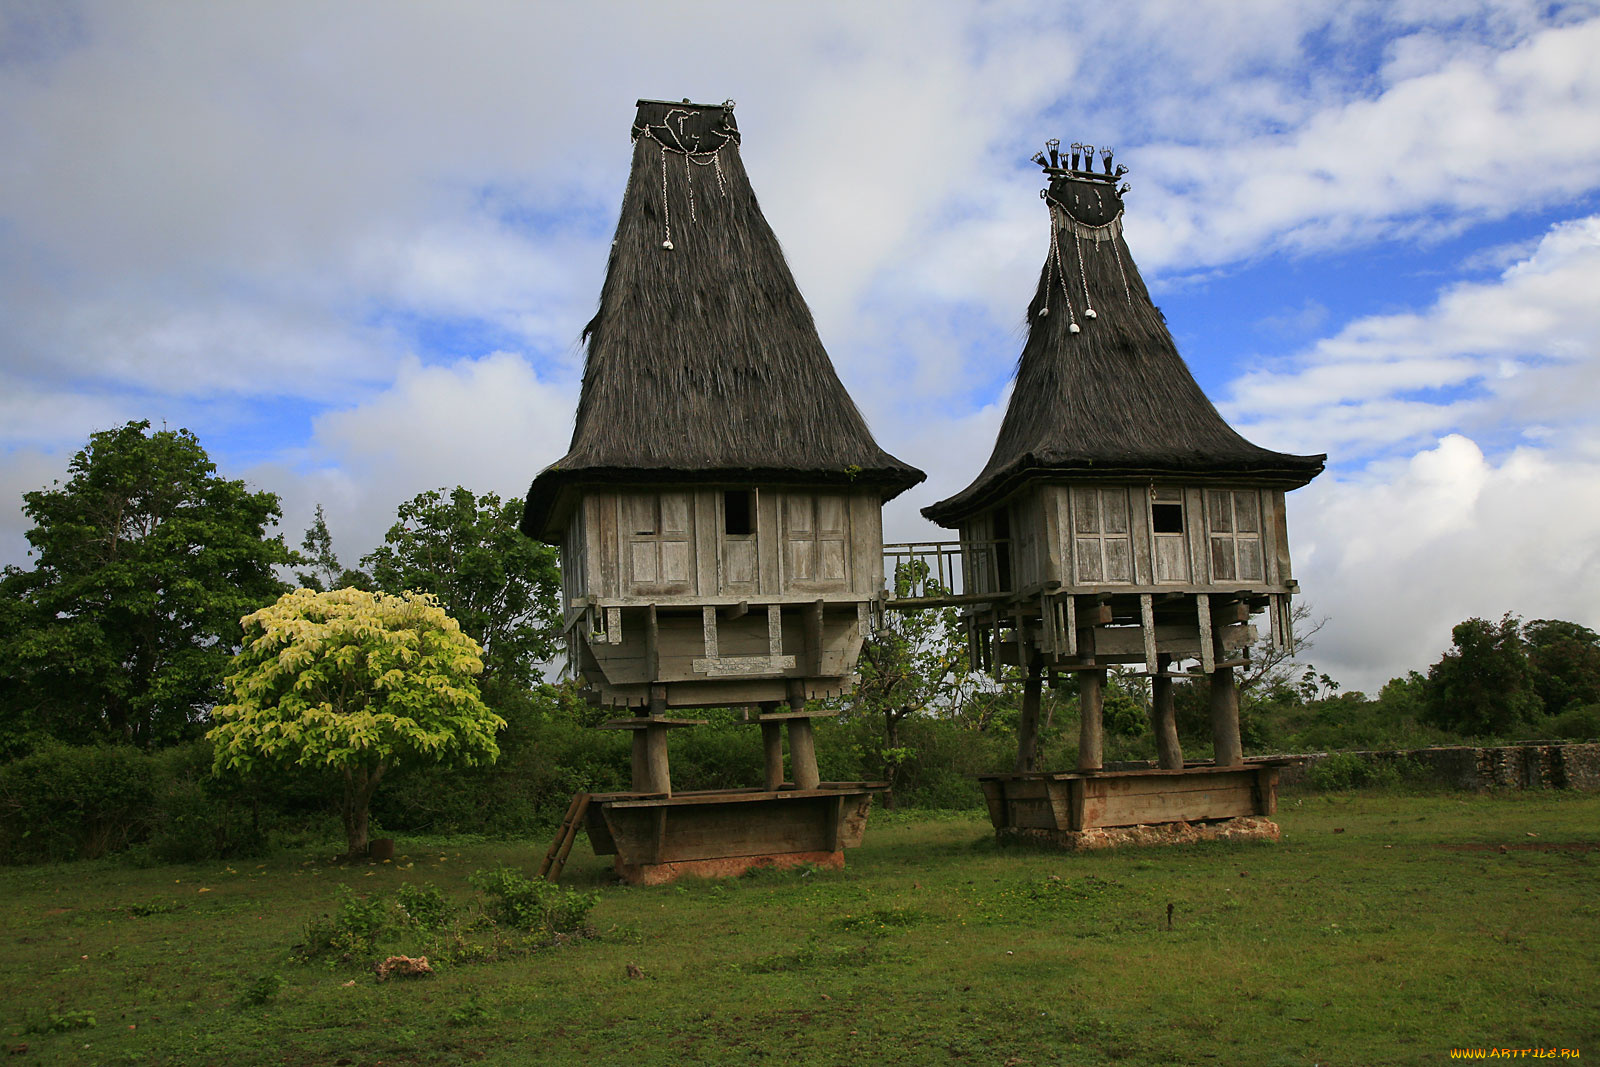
[1228,213,1600,458]
[267,351,578,560]
[1292,433,1600,693]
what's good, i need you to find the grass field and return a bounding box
[3,789,1596,1066]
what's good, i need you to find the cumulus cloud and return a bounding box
[1228,213,1600,459]
[257,351,578,560]
[1292,434,1600,693]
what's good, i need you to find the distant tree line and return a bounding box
[0,420,1597,864]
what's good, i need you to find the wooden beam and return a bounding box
[1197,593,1214,675]
[1209,666,1243,768]
[1150,652,1183,770]
[1014,654,1043,773]
[785,678,820,791]
[1078,668,1105,772]
[645,604,660,682]
[722,600,750,621]
[767,603,783,659]
[760,704,783,791]
[1139,593,1157,675]
[702,605,719,660]
[606,606,623,646]
[807,599,825,675]
[1064,593,1077,656]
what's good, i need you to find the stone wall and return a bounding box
[1269,742,1600,791]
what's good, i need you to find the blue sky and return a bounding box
[3,1,1598,692]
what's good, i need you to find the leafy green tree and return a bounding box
[295,504,372,592]
[1425,613,1543,736]
[1523,619,1600,717]
[0,421,292,748]
[362,488,561,691]
[208,588,504,856]
[850,561,978,806]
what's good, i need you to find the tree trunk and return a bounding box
[340,763,387,857]
[882,710,903,810]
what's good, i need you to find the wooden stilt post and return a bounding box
[759,701,784,791]
[784,679,821,790]
[645,683,672,795]
[1151,652,1183,770]
[1209,665,1243,768]
[1078,667,1105,771]
[1014,652,1043,773]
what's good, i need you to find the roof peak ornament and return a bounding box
[1032,138,1129,192]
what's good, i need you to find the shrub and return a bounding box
[1306,752,1422,791]
[0,744,158,862]
[297,886,395,962]
[468,866,597,936]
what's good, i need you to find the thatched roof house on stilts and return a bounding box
[523,99,923,883]
[916,141,1324,847]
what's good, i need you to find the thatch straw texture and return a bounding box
[924,172,1323,527]
[523,100,923,542]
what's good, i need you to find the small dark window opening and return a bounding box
[1152,503,1184,534]
[723,490,754,536]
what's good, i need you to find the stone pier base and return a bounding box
[997,815,1280,851]
[613,849,844,886]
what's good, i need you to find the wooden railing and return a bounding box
[882,540,1009,605]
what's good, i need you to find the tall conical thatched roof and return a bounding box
[923,145,1324,527]
[522,99,923,542]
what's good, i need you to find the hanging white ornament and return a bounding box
[1069,323,1081,334]
[662,239,674,250]
[1039,306,1050,317]
[1085,307,1097,319]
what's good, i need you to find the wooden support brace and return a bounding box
[786,679,820,790]
[767,603,783,659]
[807,599,825,675]
[722,600,750,621]
[1197,593,1214,675]
[606,606,623,646]
[1040,593,1056,656]
[702,605,719,660]
[761,715,784,791]
[1140,593,1157,675]
[1078,668,1105,772]
[645,605,660,683]
[1064,593,1077,656]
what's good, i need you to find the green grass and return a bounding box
[3,791,1597,1065]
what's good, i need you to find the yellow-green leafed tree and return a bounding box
[208,588,505,857]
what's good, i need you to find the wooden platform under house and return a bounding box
[902,140,1326,844]
[520,98,924,883]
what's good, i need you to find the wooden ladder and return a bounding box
[537,792,591,882]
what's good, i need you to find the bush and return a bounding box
[298,885,395,962]
[468,866,597,935]
[0,744,159,861]
[1540,703,1600,741]
[1305,752,1423,791]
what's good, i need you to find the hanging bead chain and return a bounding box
[1041,201,1080,334]
[632,118,736,252]
[1110,233,1132,304]
[686,155,696,223]
[1073,229,1096,320]
[659,148,674,250]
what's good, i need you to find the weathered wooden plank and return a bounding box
[1197,593,1214,674]
[1140,593,1157,674]
[1081,781,1257,827]
[695,490,717,596]
[1078,669,1104,771]
[599,793,874,864]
